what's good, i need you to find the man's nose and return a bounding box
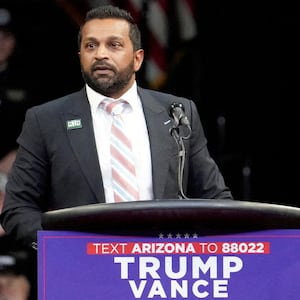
[95,45,109,59]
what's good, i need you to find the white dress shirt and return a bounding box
[86,82,154,203]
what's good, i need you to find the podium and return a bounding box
[39,200,300,299]
[42,199,300,235]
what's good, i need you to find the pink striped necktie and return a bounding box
[100,98,140,202]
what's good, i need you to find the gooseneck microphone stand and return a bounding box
[169,123,191,200]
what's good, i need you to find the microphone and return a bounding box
[168,103,191,200]
[169,103,190,127]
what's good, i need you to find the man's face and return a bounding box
[0,31,15,65]
[79,18,144,99]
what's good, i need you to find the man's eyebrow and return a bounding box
[82,36,98,42]
[83,35,124,42]
[107,35,124,41]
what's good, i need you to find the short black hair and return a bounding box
[78,5,142,51]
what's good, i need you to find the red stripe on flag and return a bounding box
[158,0,168,11]
[184,0,196,13]
[148,32,167,71]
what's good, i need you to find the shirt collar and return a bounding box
[86,81,140,113]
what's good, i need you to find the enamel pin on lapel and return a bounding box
[66,119,82,130]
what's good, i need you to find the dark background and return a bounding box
[1,0,289,205]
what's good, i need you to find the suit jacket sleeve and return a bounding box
[184,100,232,199]
[1,107,49,247]
[0,91,103,247]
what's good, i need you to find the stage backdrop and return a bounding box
[38,229,300,300]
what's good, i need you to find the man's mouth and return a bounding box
[92,65,114,76]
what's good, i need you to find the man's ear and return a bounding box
[134,49,144,72]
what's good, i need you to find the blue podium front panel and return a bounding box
[38,230,300,300]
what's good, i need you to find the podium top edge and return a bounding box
[42,199,300,232]
[42,199,300,217]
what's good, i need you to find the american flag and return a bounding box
[123,0,197,89]
[56,0,197,89]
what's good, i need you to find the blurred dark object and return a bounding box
[0,237,29,276]
[0,235,36,300]
[0,5,32,160]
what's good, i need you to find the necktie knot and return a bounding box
[100,98,130,116]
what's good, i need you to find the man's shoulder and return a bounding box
[138,86,171,98]
[29,88,86,113]
[137,86,192,105]
[138,86,189,100]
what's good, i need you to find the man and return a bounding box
[0,5,232,249]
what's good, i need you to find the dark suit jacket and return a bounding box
[1,87,232,246]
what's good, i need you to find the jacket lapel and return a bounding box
[138,88,177,199]
[59,87,176,202]
[60,89,105,203]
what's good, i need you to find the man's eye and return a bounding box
[86,43,96,49]
[110,42,122,48]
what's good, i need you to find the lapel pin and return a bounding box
[66,119,82,130]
